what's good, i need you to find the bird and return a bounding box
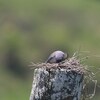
[45,50,68,63]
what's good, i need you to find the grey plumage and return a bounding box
[45,50,68,63]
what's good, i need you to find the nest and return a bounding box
[30,57,86,74]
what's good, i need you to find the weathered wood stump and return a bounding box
[30,57,85,100]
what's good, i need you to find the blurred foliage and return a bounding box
[0,0,100,100]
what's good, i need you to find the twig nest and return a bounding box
[30,57,86,74]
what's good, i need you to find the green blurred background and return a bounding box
[0,0,100,100]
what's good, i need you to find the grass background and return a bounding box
[0,0,100,100]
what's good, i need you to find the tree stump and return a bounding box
[30,57,85,100]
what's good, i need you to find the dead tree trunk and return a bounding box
[29,61,84,100]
